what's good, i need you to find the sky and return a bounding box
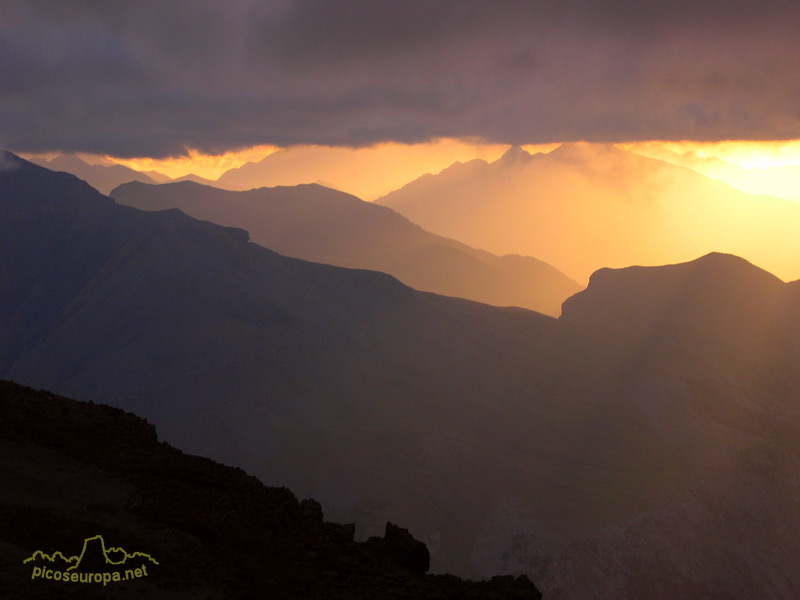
[3,0,800,165]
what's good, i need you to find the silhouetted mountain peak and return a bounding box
[22,152,162,194]
[1,150,24,171]
[48,154,93,171]
[561,252,785,331]
[548,142,629,162]
[1,151,74,179]
[0,151,110,214]
[496,145,532,166]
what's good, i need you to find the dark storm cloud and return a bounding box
[2,0,800,157]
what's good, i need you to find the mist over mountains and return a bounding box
[3,151,800,598]
[28,141,506,202]
[110,180,579,316]
[29,155,168,195]
[378,143,800,283]
[629,145,800,204]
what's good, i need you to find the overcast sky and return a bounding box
[2,0,800,158]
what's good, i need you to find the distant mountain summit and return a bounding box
[561,252,786,329]
[496,145,533,166]
[27,154,164,194]
[377,143,800,282]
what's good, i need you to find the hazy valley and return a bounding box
[378,143,800,283]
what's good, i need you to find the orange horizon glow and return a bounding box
[622,140,800,203]
[110,138,510,199]
[105,138,511,195]
[621,139,800,170]
[521,142,562,156]
[21,138,800,205]
[111,145,282,180]
[18,137,800,282]
[110,139,800,187]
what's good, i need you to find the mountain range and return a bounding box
[31,142,505,202]
[377,143,800,283]
[212,143,507,201]
[110,180,579,315]
[3,151,800,598]
[29,154,169,194]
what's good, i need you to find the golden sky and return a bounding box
[94,139,800,204]
[108,139,511,200]
[623,140,800,203]
[111,145,281,180]
[622,140,800,169]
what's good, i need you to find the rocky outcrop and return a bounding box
[364,522,431,575]
[0,380,541,599]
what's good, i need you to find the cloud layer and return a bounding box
[3,0,800,157]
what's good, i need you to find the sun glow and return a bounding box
[522,142,562,156]
[622,140,800,203]
[108,138,510,199]
[623,140,800,169]
[111,145,281,181]
[24,137,800,206]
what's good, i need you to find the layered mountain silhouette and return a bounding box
[213,144,491,200]
[2,381,540,599]
[29,154,167,195]
[377,143,800,283]
[3,151,800,598]
[110,180,579,315]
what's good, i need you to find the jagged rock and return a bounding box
[383,522,431,574]
[0,381,542,599]
[300,498,323,523]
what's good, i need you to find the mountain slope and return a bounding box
[110,180,579,315]
[29,154,164,194]
[1,151,565,578]
[4,151,800,598]
[377,143,800,283]
[0,380,541,599]
[213,143,504,201]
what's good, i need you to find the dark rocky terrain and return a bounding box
[0,380,541,599]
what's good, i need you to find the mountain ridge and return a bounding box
[111,179,580,315]
[27,154,164,195]
[377,142,800,283]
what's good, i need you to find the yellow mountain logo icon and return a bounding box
[24,535,157,586]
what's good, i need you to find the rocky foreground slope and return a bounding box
[0,380,541,599]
